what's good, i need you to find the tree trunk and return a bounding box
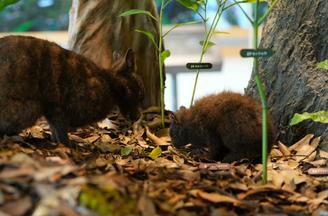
[246,0,328,148]
[68,0,161,108]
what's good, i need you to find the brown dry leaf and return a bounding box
[33,186,80,216]
[155,128,170,138]
[0,166,35,179]
[146,126,169,146]
[286,160,300,169]
[121,135,132,145]
[44,156,70,165]
[10,153,40,167]
[142,106,161,114]
[172,155,185,165]
[308,189,328,211]
[288,193,309,203]
[167,194,185,206]
[178,170,200,182]
[269,169,285,188]
[34,165,77,181]
[137,139,150,148]
[83,134,100,144]
[280,170,307,191]
[270,148,283,158]
[289,134,314,151]
[0,196,32,216]
[69,134,85,143]
[190,189,244,206]
[97,118,116,130]
[99,134,112,143]
[155,158,180,169]
[211,208,238,216]
[238,185,290,200]
[29,125,45,139]
[319,150,328,159]
[229,183,248,191]
[95,142,120,153]
[278,141,291,156]
[296,137,320,162]
[309,159,327,166]
[137,195,157,216]
[281,204,308,213]
[303,150,317,163]
[292,137,318,162]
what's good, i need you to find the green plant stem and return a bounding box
[159,0,165,127]
[253,0,268,184]
[223,0,248,11]
[190,1,227,106]
[234,0,253,24]
[258,0,280,25]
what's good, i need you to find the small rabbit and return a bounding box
[0,35,144,145]
[170,92,276,162]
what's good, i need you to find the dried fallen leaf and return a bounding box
[190,189,243,206]
[178,170,200,182]
[308,189,328,211]
[0,196,32,216]
[309,159,327,166]
[319,150,328,159]
[10,153,40,167]
[137,195,157,216]
[238,185,291,200]
[83,134,100,144]
[278,142,291,156]
[0,166,35,179]
[146,126,168,146]
[289,134,314,151]
[97,118,116,130]
[270,148,283,158]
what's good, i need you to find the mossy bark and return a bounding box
[68,0,161,108]
[245,0,328,148]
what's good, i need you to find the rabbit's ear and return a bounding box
[169,112,178,123]
[179,106,187,111]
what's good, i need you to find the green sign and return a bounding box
[186,63,212,70]
[240,49,273,58]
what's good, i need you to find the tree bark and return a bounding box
[68,0,161,108]
[246,0,328,148]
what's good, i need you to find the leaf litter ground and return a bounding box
[0,107,327,216]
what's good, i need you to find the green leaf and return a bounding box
[317,60,328,71]
[163,20,202,38]
[13,20,34,32]
[135,29,158,49]
[214,31,230,35]
[149,146,162,160]
[120,146,132,156]
[176,0,199,11]
[160,49,171,64]
[0,0,20,11]
[119,9,157,22]
[199,40,216,53]
[290,111,328,126]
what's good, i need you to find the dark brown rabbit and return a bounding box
[0,35,144,145]
[170,91,276,162]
